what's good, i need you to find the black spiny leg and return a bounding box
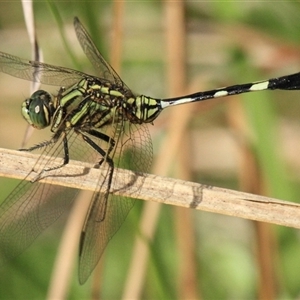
[21,132,70,182]
[79,130,115,211]
[20,129,63,152]
[78,131,115,257]
[80,128,116,166]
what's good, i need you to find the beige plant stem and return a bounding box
[1,148,300,229]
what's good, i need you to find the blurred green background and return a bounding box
[1,1,300,299]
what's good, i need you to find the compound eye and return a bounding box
[21,90,52,129]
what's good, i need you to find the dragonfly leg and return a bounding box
[78,130,114,221]
[19,129,62,152]
[31,134,70,182]
[83,129,116,166]
[79,130,114,168]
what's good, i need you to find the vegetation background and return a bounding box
[1,1,300,299]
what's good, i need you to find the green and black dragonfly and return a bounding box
[1,17,300,284]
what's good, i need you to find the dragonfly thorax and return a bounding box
[21,90,55,130]
[125,95,162,124]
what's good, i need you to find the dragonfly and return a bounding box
[1,17,300,284]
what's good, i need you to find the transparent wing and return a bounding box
[0,130,99,265]
[78,120,153,284]
[0,17,129,89]
[73,17,130,90]
[0,51,90,87]
[0,180,78,263]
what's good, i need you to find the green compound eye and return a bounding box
[21,90,52,129]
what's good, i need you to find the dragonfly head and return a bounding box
[21,90,54,129]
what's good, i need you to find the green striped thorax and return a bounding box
[21,78,163,132]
